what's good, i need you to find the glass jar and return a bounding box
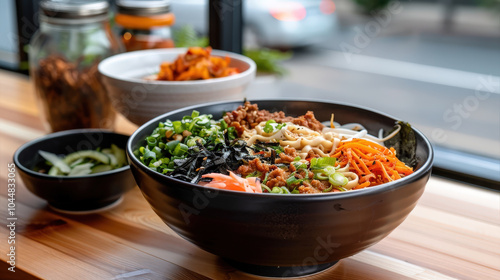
[115,0,175,52]
[30,0,122,132]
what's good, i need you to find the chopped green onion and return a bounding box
[263,120,276,133]
[137,111,243,176]
[336,186,348,192]
[166,140,180,151]
[329,172,348,186]
[152,146,163,158]
[143,148,156,162]
[186,136,205,147]
[261,185,272,193]
[312,165,337,180]
[246,171,261,178]
[286,172,305,186]
[271,145,284,154]
[172,143,189,156]
[220,119,228,130]
[286,173,298,186]
[281,186,291,194]
[314,172,329,180]
[187,118,199,131]
[227,126,237,140]
[172,121,184,134]
[157,128,166,136]
[150,160,163,168]
[293,161,308,170]
[322,185,333,192]
[310,157,336,170]
[262,171,271,184]
[133,149,140,157]
[263,120,286,133]
[271,187,283,194]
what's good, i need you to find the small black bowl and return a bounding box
[127,99,434,277]
[14,129,136,212]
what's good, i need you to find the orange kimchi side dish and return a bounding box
[156,47,239,81]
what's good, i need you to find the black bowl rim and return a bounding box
[14,129,131,180]
[127,98,434,200]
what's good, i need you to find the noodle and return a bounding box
[232,114,413,192]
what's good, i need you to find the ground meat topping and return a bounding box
[225,103,338,193]
[224,101,324,135]
[291,111,324,132]
[234,146,333,194]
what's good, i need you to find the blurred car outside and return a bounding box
[170,0,338,48]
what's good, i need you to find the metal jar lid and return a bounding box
[40,0,109,20]
[116,0,171,16]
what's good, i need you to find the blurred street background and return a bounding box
[241,0,500,184]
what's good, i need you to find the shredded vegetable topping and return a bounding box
[136,102,416,194]
[332,139,414,189]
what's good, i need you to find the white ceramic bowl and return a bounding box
[98,48,256,125]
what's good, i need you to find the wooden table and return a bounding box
[1,69,499,280]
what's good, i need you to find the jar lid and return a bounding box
[116,0,171,16]
[40,0,109,19]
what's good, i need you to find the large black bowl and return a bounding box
[127,100,433,277]
[14,129,136,212]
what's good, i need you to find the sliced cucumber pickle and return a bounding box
[38,144,127,176]
[91,165,113,174]
[63,150,110,165]
[111,144,127,167]
[68,163,93,176]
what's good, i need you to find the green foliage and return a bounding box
[243,48,291,76]
[480,0,500,17]
[173,25,209,48]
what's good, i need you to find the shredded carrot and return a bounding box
[353,181,370,190]
[201,172,262,193]
[350,149,371,174]
[156,47,239,81]
[333,139,414,189]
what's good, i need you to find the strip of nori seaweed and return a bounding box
[384,121,418,168]
[169,140,256,184]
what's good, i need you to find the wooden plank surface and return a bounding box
[0,69,499,280]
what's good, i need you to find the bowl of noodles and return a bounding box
[98,47,256,126]
[127,99,433,277]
